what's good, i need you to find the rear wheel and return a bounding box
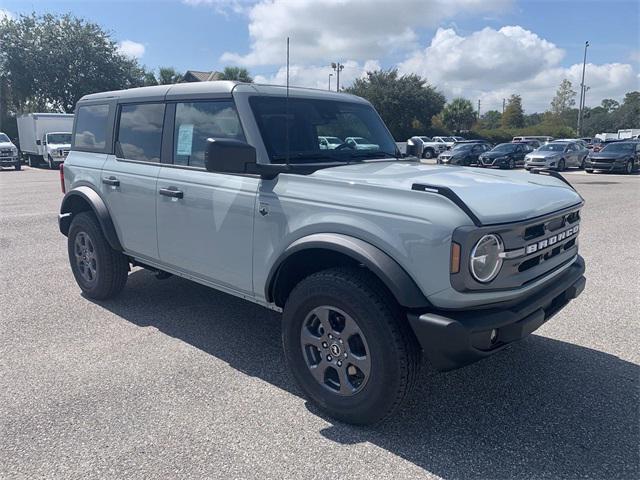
[423,148,434,159]
[67,212,129,299]
[586,169,594,173]
[282,267,420,425]
[508,158,515,169]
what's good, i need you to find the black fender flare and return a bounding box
[266,233,430,309]
[59,186,123,251]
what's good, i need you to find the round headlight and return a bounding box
[470,234,504,283]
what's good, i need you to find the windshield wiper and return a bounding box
[271,152,341,162]
[348,151,399,160]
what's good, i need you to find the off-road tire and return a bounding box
[67,211,128,300]
[282,266,420,425]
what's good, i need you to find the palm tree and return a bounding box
[219,66,253,83]
[157,67,183,85]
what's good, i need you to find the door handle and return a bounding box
[102,176,120,187]
[159,187,184,199]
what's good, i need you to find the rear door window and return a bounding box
[74,104,109,150]
[116,103,165,162]
[173,101,245,168]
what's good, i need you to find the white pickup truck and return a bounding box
[17,113,74,168]
[408,136,449,159]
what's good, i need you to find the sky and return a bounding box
[1,0,639,113]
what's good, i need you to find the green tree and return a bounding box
[441,98,476,133]
[612,91,640,129]
[157,67,183,85]
[480,110,502,129]
[0,13,147,113]
[502,94,525,128]
[600,98,620,113]
[346,69,445,140]
[550,79,576,115]
[219,66,253,83]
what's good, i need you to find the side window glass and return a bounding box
[116,103,165,162]
[74,104,109,150]
[173,101,245,168]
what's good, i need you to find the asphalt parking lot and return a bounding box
[1,165,638,479]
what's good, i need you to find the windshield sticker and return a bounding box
[177,124,194,156]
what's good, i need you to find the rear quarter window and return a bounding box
[73,104,110,151]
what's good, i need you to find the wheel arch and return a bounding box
[59,186,123,251]
[266,233,430,309]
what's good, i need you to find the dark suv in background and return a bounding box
[478,142,529,169]
[585,141,639,174]
[437,141,491,166]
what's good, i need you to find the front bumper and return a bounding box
[0,155,18,165]
[408,255,586,371]
[585,160,624,171]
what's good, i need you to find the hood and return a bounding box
[47,143,71,150]
[312,161,582,225]
[0,141,15,149]
[528,150,563,159]
[589,151,627,159]
[482,150,512,159]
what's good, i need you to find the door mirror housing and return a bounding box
[205,138,257,174]
[36,139,42,146]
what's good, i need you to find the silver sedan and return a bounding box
[525,141,589,171]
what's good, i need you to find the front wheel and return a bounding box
[67,212,129,299]
[508,158,515,169]
[558,159,566,171]
[15,162,21,171]
[625,160,634,174]
[423,149,434,159]
[47,155,55,170]
[282,267,420,425]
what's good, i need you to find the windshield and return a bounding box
[452,143,474,151]
[324,137,343,144]
[250,97,398,163]
[493,143,517,152]
[538,143,567,152]
[0,133,10,143]
[602,143,634,153]
[47,133,72,144]
[443,137,455,142]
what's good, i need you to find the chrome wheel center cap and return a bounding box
[330,343,341,357]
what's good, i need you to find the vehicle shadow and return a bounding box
[93,269,639,479]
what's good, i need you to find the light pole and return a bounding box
[331,62,344,91]
[577,41,589,136]
[328,73,333,91]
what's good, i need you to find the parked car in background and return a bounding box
[478,142,528,169]
[514,139,541,149]
[432,136,456,150]
[318,136,344,149]
[344,136,379,150]
[524,141,588,171]
[513,136,554,145]
[406,136,448,159]
[580,137,593,148]
[437,141,491,166]
[585,141,639,174]
[451,136,465,142]
[0,132,21,170]
[17,113,74,168]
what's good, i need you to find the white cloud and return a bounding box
[398,26,638,112]
[254,60,381,90]
[117,40,146,59]
[0,8,13,21]
[217,0,511,66]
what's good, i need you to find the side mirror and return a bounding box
[205,138,257,174]
[36,139,42,146]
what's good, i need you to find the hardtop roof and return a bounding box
[77,81,368,104]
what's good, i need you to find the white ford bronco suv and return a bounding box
[59,82,586,425]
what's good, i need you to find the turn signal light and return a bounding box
[450,242,461,274]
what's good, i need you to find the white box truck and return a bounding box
[617,129,640,139]
[17,113,74,168]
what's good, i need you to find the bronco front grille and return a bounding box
[450,205,582,292]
